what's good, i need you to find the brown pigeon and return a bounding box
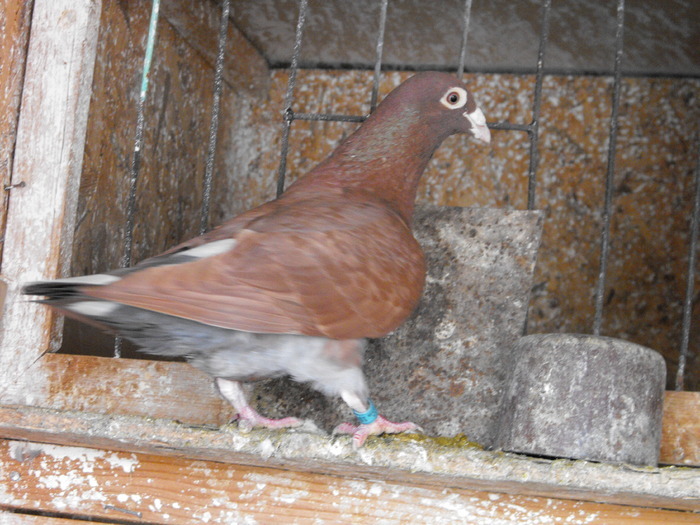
[23,72,490,448]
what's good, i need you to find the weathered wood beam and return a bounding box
[2,353,237,424]
[0,404,697,513]
[160,0,270,98]
[0,511,85,525]
[661,390,700,467]
[5,354,698,467]
[0,0,102,396]
[2,438,698,524]
[0,0,33,265]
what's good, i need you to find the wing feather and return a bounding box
[86,194,425,339]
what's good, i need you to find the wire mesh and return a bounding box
[276,0,309,197]
[370,0,389,112]
[526,0,552,211]
[272,0,554,208]
[456,0,473,79]
[115,0,161,359]
[593,0,626,337]
[117,0,694,388]
[200,0,230,235]
[677,140,700,391]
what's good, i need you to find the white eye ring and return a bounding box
[440,87,468,109]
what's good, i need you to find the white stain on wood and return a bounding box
[2,435,699,523]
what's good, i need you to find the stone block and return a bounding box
[496,333,666,466]
[255,205,544,447]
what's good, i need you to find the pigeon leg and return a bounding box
[334,391,422,448]
[216,378,302,432]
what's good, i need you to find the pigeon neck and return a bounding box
[289,107,446,225]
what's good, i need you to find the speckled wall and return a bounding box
[216,69,700,390]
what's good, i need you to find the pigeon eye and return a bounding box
[440,87,468,109]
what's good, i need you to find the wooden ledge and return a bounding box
[2,438,699,525]
[661,390,700,466]
[0,404,698,514]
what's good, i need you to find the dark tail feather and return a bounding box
[22,281,83,299]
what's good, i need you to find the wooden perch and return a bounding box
[0,401,698,514]
[1,436,698,524]
[4,353,699,467]
[661,390,700,466]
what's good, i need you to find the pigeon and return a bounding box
[22,72,490,448]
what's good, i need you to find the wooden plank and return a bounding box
[7,353,697,468]
[661,390,700,466]
[0,0,33,265]
[160,0,270,98]
[0,277,7,321]
[3,353,236,424]
[0,510,91,524]
[2,439,699,524]
[0,404,697,513]
[0,0,102,396]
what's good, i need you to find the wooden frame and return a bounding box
[1,430,699,523]
[0,0,698,521]
[1,0,102,388]
[0,0,269,403]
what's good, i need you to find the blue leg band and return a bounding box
[353,400,378,425]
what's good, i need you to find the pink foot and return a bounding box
[334,415,422,448]
[235,406,302,433]
[215,378,302,433]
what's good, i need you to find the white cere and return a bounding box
[466,106,487,126]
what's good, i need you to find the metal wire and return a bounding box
[515,0,551,335]
[526,0,551,210]
[488,122,531,133]
[115,0,160,358]
[457,0,548,211]
[293,112,366,123]
[123,0,160,270]
[370,0,389,112]
[263,0,697,387]
[276,0,388,197]
[456,0,473,78]
[200,0,230,234]
[267,61,699,81]
[593,0,626,336]
[276,0,308,197]
[676,140,700,390]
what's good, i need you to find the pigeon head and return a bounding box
[375,71,491,144]
[290,71,491,223]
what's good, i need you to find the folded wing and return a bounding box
[85,195,426,339]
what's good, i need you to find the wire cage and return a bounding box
[1,0,700,519]
[28,0,698,390]
[4,0,700,435]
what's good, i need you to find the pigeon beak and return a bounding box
[465,107,491,144]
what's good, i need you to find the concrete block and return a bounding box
[496,333,666,466]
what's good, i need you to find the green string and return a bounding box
[140,0,160,99]
[115,0,160,359]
